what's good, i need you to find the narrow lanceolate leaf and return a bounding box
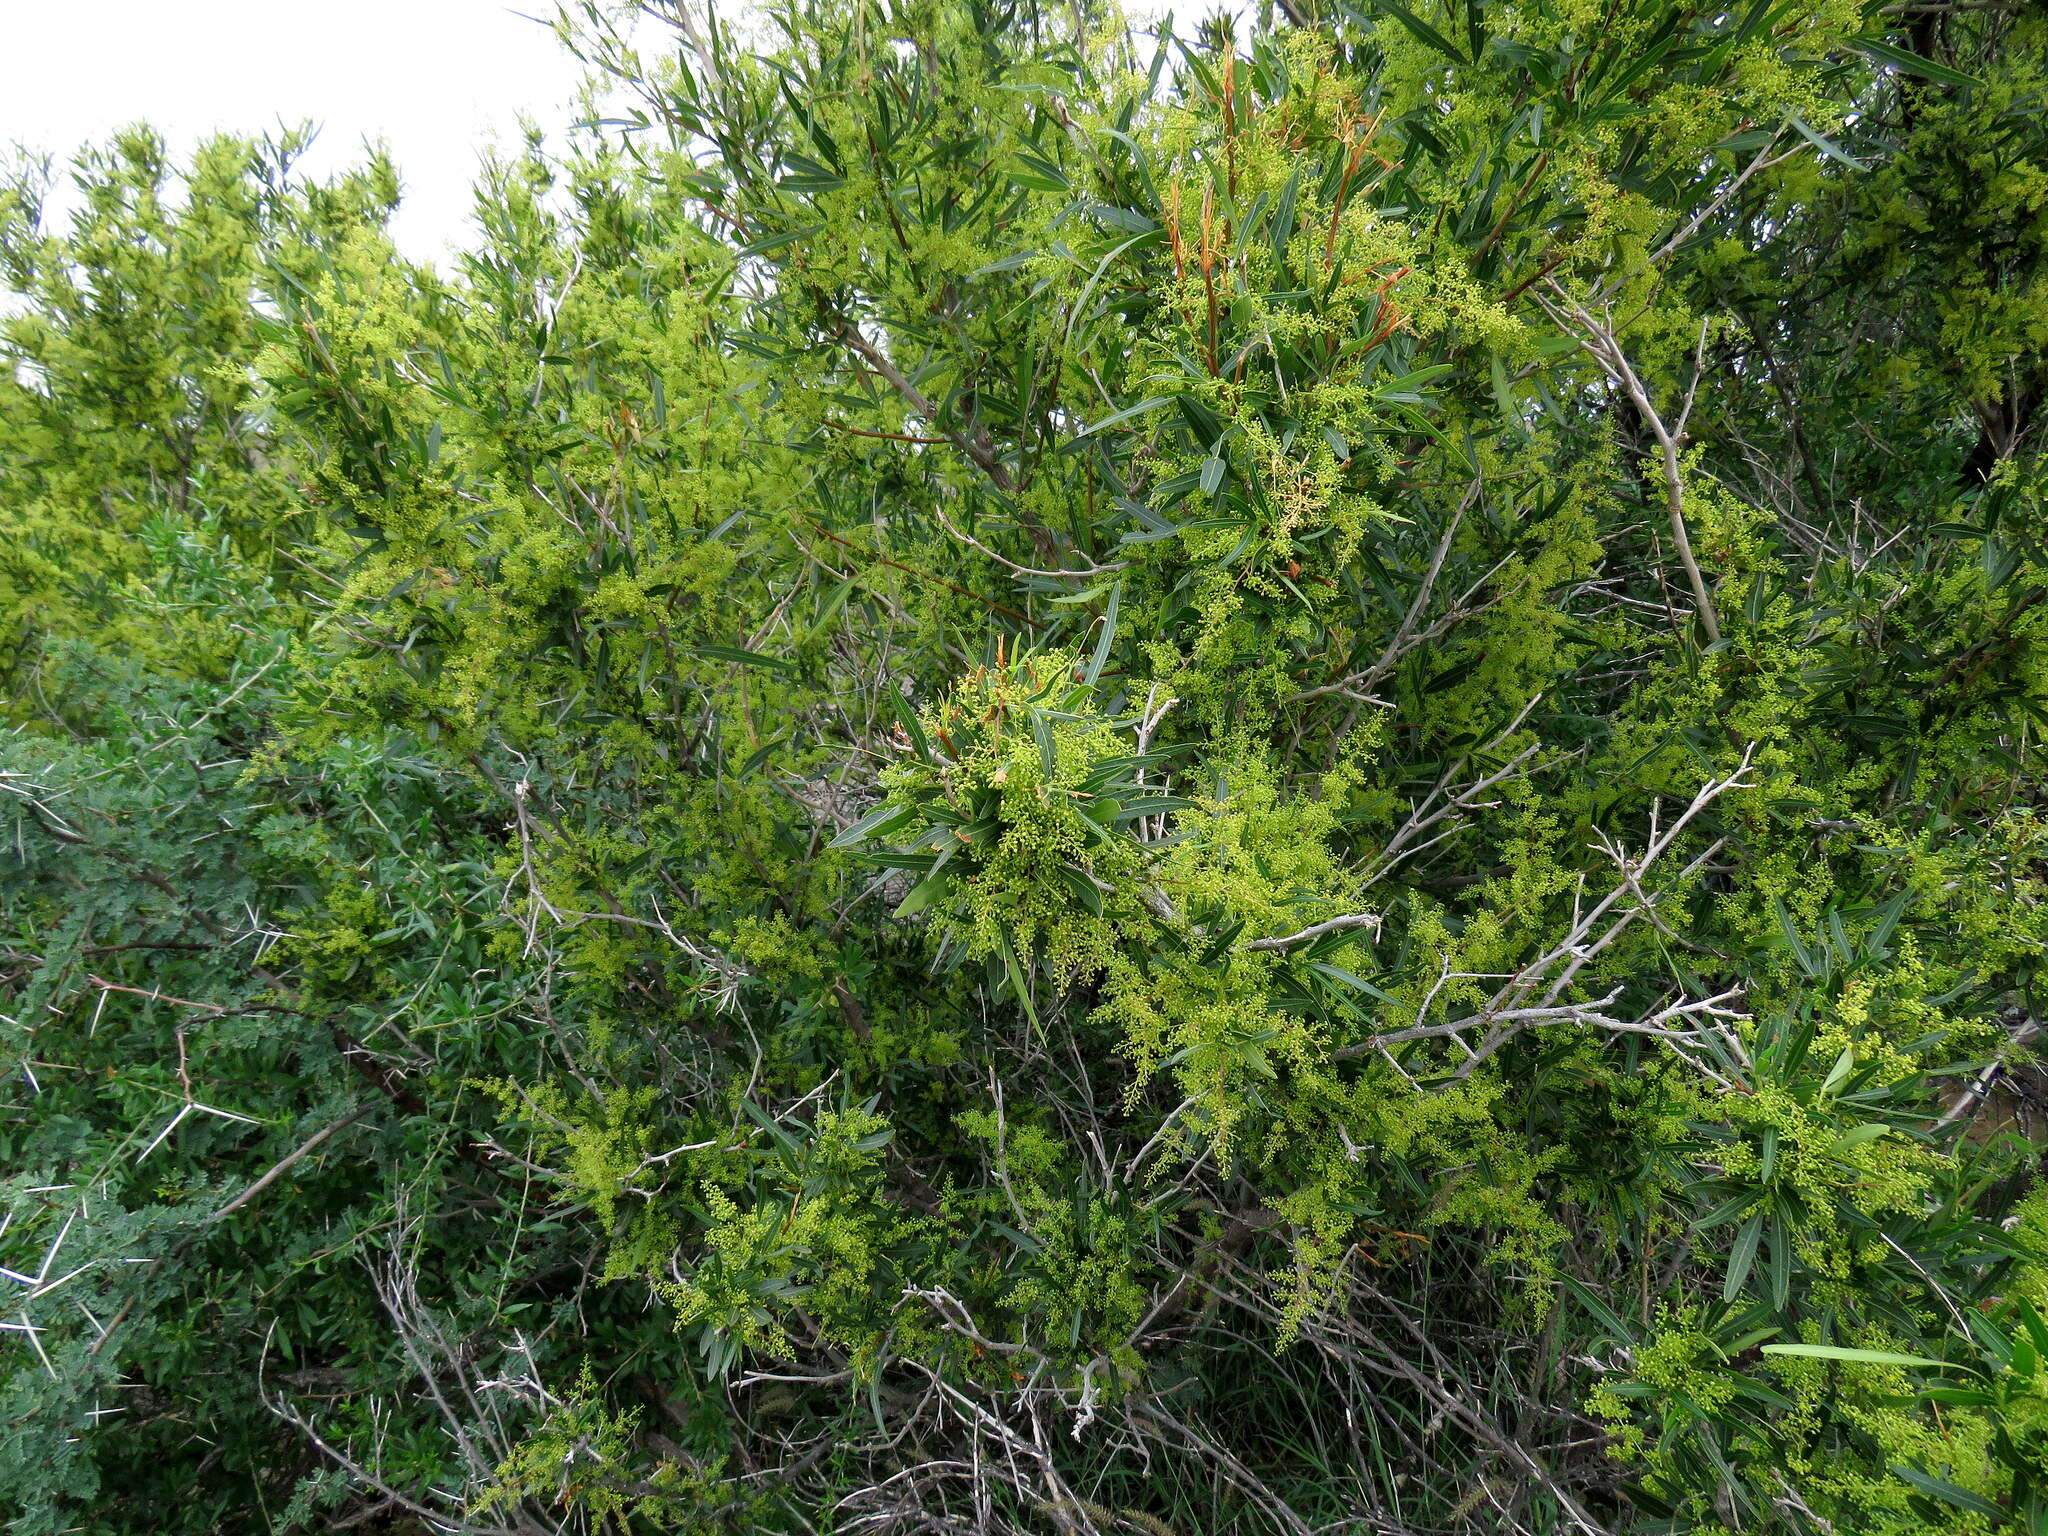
[1854,38,1984,90]
[829,801,913,848]
[1789,115,1868,171]
[1369,0,1468,63]
[694,643,798,674]
[1887,1463,2006,1517]
[1723,1209,1764,1301]
[1759,1345,1946,1368]
[1108,796,1194,821]
[1076,396,1175,437]
[1084,581,1121,686]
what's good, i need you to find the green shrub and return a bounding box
[9,2,2048,1532]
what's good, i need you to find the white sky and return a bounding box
[0,0,596,265]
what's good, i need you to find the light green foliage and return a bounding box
[9,2,2048,1533]
[0,129,395,674]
